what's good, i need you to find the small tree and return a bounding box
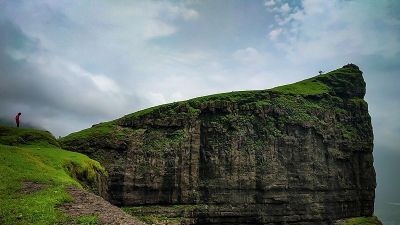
[318,70,324,75]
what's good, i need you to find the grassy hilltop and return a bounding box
[60,64,368,154]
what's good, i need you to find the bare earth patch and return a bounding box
[19,181,46,195]
[58,185,144,225]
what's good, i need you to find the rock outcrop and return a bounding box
[60,64,376,224]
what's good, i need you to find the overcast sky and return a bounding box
[1,0,400,214]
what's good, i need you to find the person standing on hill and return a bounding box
[15,112,21,127]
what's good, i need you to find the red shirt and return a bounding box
[15,114,20,123]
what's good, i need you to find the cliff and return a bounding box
[60,64,376,224]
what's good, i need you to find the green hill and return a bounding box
[0,124,106,225]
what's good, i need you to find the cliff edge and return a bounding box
[60,64,376,224]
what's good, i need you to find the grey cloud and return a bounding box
[0,19,149,137]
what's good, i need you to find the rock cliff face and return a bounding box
[60,64,376,224]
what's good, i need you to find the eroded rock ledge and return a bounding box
[60,64,376,224]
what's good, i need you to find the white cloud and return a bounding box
[233,47,261,61]
[268,0,400,62]
[170,5,199,20]
[279,3,290,13]
[265,0,276,7]
[231,47,276,77]
[268,3,290,13]
[147,92,167,106]
[171,92,184,102]
[90,75,121,94]
[301,0,329,15]
[268,28,282,41]
[142,21,177,39]
[63,61,121,93]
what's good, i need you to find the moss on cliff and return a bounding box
[345,216,383,225]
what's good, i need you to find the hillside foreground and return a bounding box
[0,125,143,225]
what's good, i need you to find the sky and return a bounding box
[1,0,400,220]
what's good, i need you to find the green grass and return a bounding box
[345,216,382,225]
[75,215,98,224]
[115,65,362,124]
[350,98,368,107]
[271,65,363,96]
[0,125,60,147]
[59,121,115,144]
[0,182,72,225]
[58,121,143,153]
[271,77,329,95]
[0,125,107,225]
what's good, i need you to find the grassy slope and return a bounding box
[118,64,363,120]
[0,125,106,225]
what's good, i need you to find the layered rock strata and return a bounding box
[60,64,376,224]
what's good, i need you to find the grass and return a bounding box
[0,125,60,147]
[0,182,72,224]
[271,77,329,95]
[59,121,115,146]
[345,216,382,225]
[114,65,362,125]
[271,65,363,96]
[75,215,98,224]
[0,125,106,225]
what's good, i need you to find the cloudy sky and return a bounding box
[1,0,399,217]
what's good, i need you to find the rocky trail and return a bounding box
[21,182,144,225]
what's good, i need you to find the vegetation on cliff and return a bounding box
[0,125,106,225]
[344,216,383,225]
[60,63,369,154]
[115,63,368,143]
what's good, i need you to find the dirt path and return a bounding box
[20,182,144,225]
[58,185,144,225]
